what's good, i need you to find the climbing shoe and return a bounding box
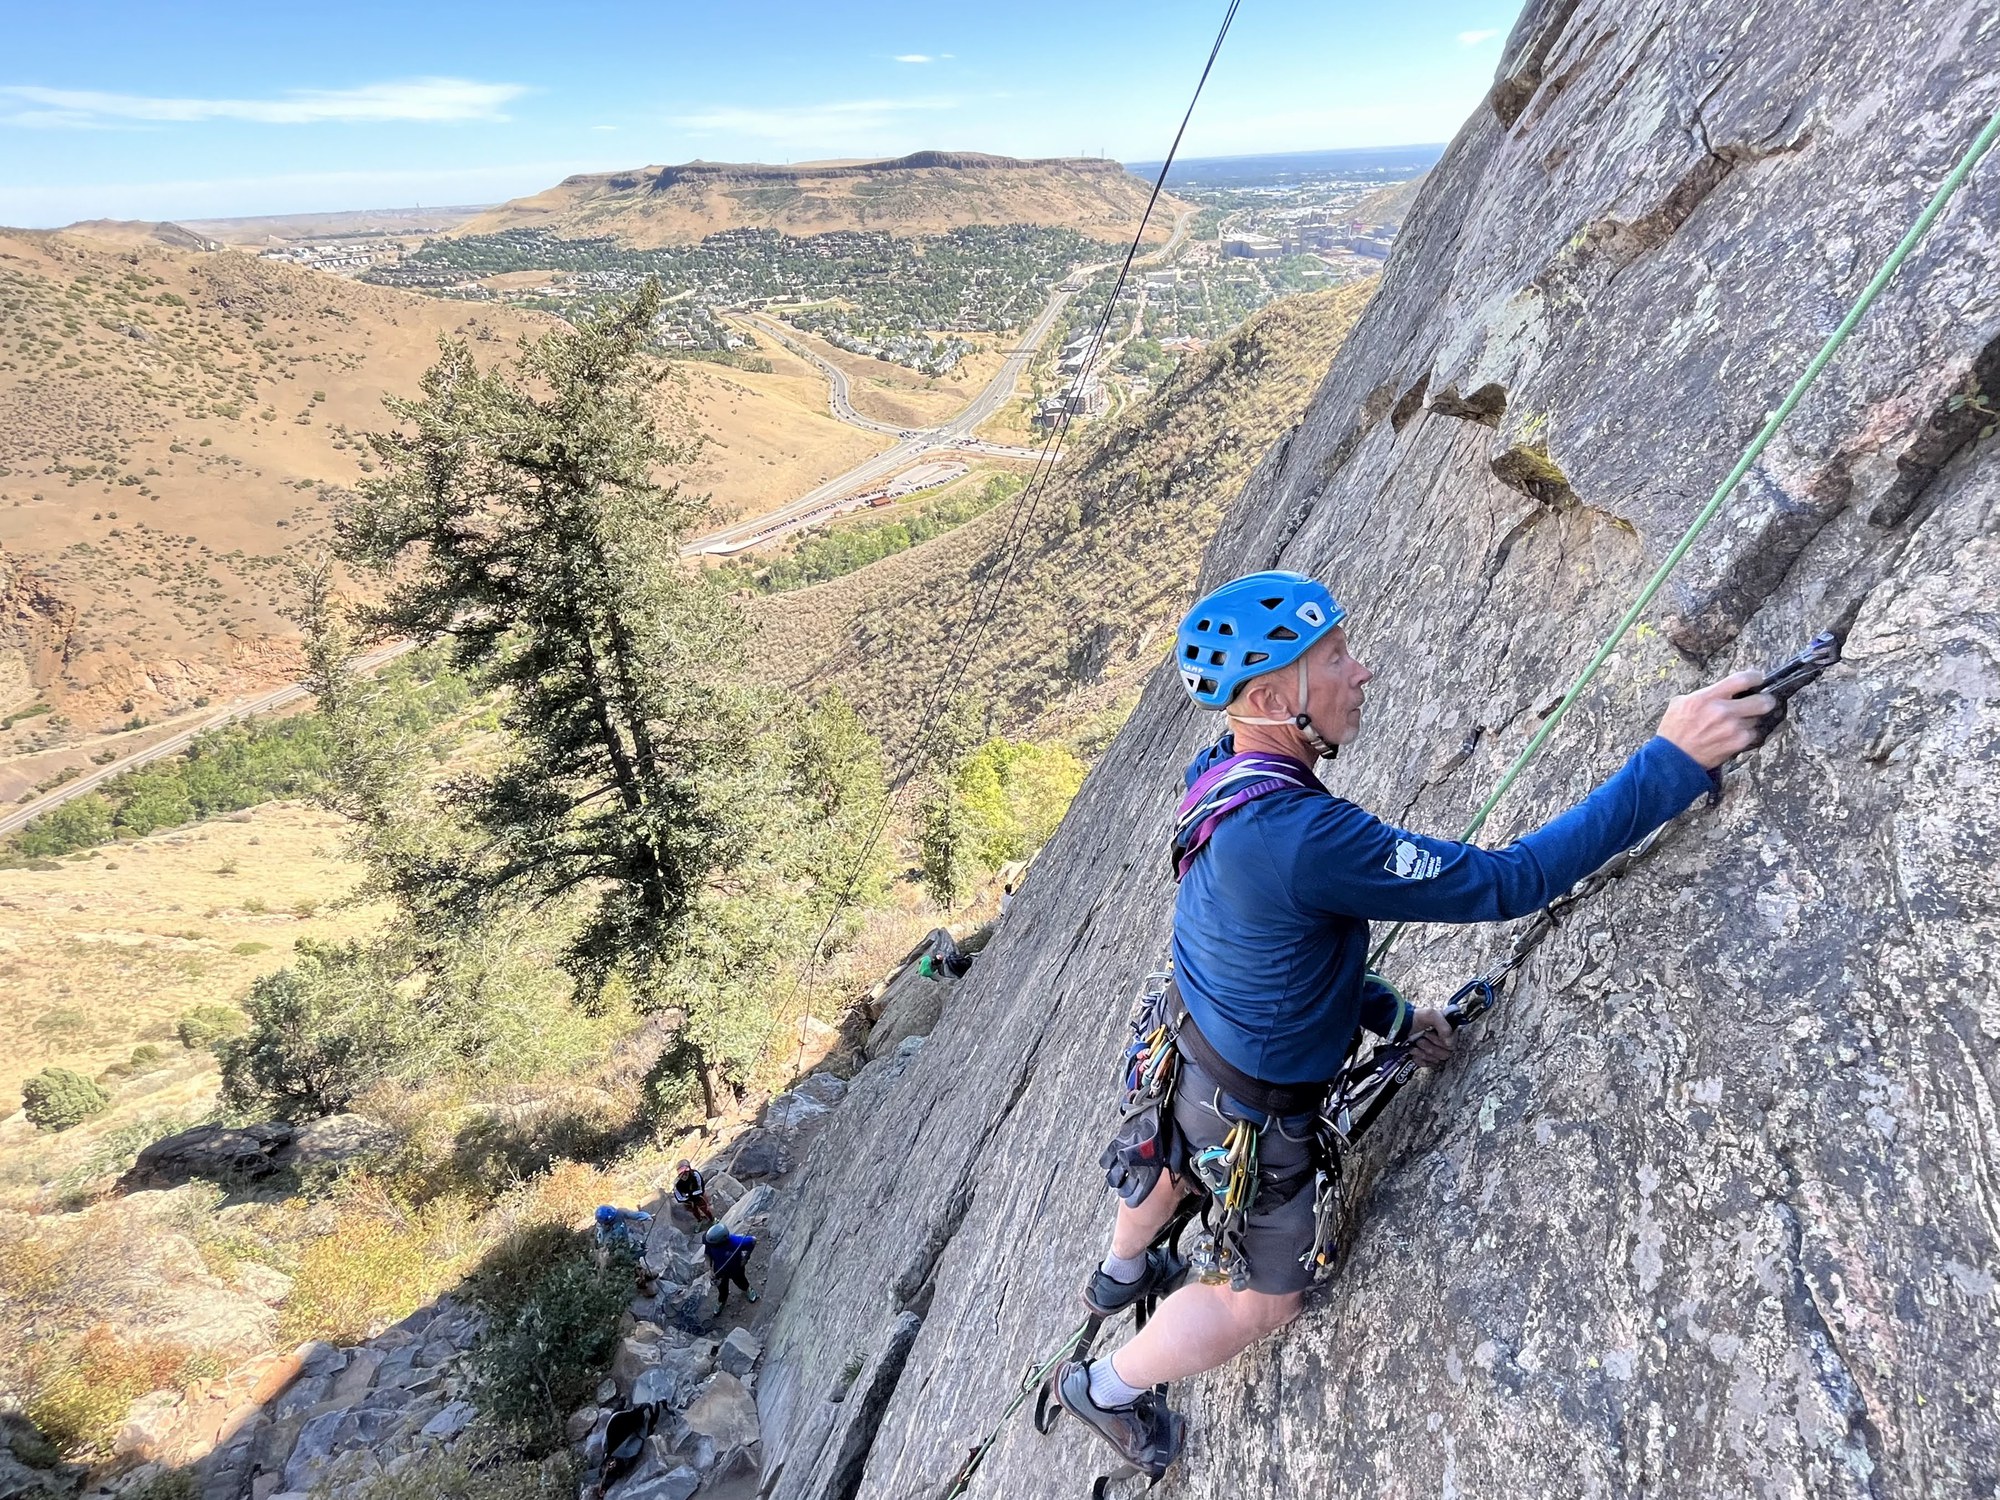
[1081,1245,1183,1318]
[1053,1360,1184,1478]
[746,1289,760,1303]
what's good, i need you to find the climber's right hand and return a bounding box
[1657,670,1777,770]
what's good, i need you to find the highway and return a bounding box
[6,214,1201,834]
[688,273,1088,554]
[0,640,414,841]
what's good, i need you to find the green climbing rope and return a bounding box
[1372,102,2000,968]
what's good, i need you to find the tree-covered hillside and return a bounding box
[747,280,1375,738]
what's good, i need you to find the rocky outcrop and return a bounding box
[109,1298,491,1500]
[752,4,2000,1497]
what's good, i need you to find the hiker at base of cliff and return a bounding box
[917,926,973,981]
[1055,569,1777,1476]
[593,1203,652,1265]
[703,1222,761,1311]
[672,1158,713,1224]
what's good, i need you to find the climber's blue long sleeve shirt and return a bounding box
[1171,734,1712,1086]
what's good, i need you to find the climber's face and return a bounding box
[1298,626,1372,746]
[1234,625,1373,749]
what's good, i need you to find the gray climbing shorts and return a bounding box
[1170,1059,1319,1296]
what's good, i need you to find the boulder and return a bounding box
[723,1131,788,1181]
[234,1262,294,1307]
[862,965,949,1059]
[114,1390,182,1460]
[680,1371,759,1450]
[609,1461,700,1500]
[611,1325,666,1393]
[418,1401,475,1440]
[717,1327,761,1379]
[722,1183,775,1231]
[124,1123,294,1189]
[793,1072,847,1108]
[281,1409,345,1491]
[275,1114,396,1175]
[761,1089,830,1133]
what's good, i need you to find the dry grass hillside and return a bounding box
[461,151,1182,247]
[0,230,554,725]
[0,231,904,738]
[0,798,377,1109]
[679,344,892,522]
[748,280,1375,735]
[1354,174,1427,228]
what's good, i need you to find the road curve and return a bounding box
[7,218,1205,837]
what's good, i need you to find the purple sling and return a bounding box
[1170,750,1323,881]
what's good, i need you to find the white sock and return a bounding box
[1088,1353,1147,1410]
[1099,1247,1148,1284]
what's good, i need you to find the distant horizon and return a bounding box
[4,1,1516,225]
[34,140,1450,231]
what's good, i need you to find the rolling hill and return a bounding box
[0,230,891,765]
[458,150,1181,247]
[746,280,1376,738]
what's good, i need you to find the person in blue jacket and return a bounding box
[1055,570,1775,1474]
[703,1222,761,1311]
[594,1203,651,1256]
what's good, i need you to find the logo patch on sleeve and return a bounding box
[1385,839,1442,881]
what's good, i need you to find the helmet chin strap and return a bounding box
[1227,657,1338,761]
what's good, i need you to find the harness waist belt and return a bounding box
[1166,977,1328,1118]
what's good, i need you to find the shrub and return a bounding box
[14,794,114,858]
[175,1004,247,1052]
[474,1255,628,1453]
[280,1190,474,1344]
[25,1325,218,1457]
[332,1440,571,1500]
[129,1043,164,1066]
[219,940,418,1118]
[22,1068,110,1131]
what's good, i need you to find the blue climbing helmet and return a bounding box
[1175,571,1346,709]
[595,1204,619,1225]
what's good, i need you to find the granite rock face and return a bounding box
[753,4,2000,1497]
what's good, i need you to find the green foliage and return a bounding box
[474,1252,628,1454]
[22,1068,110,1131]
[219,939,420,1118]
[176,1004,248,1052]
[719,474,1023,594]
[220,915,615,1119]
[14,795,113,858]
[953,737,1087,867]
[918,787,976,910]
[6,656,475,861]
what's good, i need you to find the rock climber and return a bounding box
[672,1158,714,1224]
[1055,570,1776,1475]
[703,1222,761,1312]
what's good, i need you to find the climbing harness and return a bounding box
[1170,748,1324,878]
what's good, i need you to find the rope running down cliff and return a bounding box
[769,0,1245,1072]
[1371,100,2000,970]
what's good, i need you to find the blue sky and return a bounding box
[1,1,1522,226]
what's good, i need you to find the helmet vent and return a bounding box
[1183,644,1199,660]
[1267,625,1298,641]
[1217,622,1235,636]
[1260,596,1283,609]
[1242,650,1269,666]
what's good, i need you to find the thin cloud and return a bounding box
[0,77,528,129]
[894,54,936,64]
[1457,28,1501,46]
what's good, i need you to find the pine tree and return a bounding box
[336,285,756,1115]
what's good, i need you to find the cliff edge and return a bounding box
[753,3,2000,1497]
